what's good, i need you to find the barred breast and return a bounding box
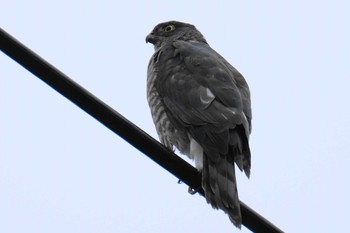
[147,50,190,155]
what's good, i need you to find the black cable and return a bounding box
[0,27,283,233]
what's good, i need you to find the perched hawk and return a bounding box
[146,21,252,228]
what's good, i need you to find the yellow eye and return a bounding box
[164,24,176,32]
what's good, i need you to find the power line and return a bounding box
[0,27,283,233]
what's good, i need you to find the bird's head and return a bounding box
[146,21,207,49]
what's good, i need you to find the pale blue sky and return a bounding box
[1,1,349,232]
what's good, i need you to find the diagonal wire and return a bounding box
[0,27,283,233]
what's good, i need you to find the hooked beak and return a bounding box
[145,33,157,44]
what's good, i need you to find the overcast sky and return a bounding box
[1,1,349,232]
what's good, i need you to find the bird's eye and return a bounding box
[164,24,176,32]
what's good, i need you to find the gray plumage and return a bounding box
[146,21,252,228]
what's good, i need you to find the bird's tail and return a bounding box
[201,128,251,228]
[202,153,242,228]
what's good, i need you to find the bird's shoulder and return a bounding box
[160,40,245,108]
[171,40,252,126]
[150,41,243,123]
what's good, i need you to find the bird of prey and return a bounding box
[146,21,252,228]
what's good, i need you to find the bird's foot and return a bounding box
[177,180,197,194]
[188,187,197,195]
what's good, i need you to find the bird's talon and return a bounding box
[178,179,183,184]
[188,187,197,195]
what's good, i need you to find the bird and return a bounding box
[145,20,252,228]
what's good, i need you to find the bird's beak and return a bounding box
[145,33,156,44]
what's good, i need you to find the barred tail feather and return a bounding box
[230,128,251,178]
[202,153,242,228]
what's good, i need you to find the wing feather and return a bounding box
[156,41,251,158]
